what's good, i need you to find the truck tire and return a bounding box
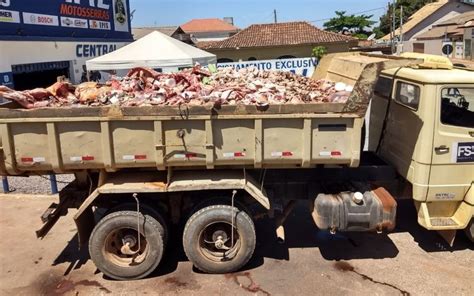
[89,211,164,280]
[465,218,474,243]
[106,203,169,247]
[183,205,256,274]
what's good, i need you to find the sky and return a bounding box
[129,0,390,29]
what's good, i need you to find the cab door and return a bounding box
[428,85,474,202]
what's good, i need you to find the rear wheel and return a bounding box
[465,218,474,243]
[89,211,164,280]
[183,205,256,274]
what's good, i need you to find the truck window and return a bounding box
[395,82,420,110]
[374,77,392,98]
[441,88,474,128]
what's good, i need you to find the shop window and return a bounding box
[217,58,233,63]
[278,55,296,59]
[413,43,425,53]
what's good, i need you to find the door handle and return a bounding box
[435,145,449,153]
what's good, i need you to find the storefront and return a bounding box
[0,0,133,89]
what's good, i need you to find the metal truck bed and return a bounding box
[0,53,420,176]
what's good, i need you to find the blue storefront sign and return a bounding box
[0,0,132,40]
[0,72,14,88]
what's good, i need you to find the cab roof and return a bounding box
[381,67,474,84]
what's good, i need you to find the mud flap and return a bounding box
[437,230,457,246]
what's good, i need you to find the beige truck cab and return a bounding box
[368,53,474,241]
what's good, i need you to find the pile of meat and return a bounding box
[0,66,353,109]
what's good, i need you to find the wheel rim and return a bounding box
[103,227,149,267]
[198,221,241,262]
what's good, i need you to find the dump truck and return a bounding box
[0,52,473,280]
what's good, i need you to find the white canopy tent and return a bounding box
[86,31,216,72]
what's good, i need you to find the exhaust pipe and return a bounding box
[274,200,297,244]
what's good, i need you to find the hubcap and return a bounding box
[104,227,149,266]
[199,222,241,262]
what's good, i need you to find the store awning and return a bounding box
[86,31,216,71]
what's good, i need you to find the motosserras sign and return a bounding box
[0,0,132,40]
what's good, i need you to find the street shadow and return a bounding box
[393,199,474,252]
[52,199,472,279]
[52,233,90,276]
[244,199,473,272]
[245,200,399,270]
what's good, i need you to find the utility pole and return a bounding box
[273,9,277,23]
[400,5,404,52]
[389,2,393,54]
[391,0,396,54]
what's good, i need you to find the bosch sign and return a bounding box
[0,0,132,40]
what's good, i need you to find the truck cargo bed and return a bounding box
[0,105,363,175]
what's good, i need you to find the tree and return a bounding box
[375,0,434,38]
[312,46,327,60]
[323,11,376,39]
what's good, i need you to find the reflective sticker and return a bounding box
[21,157,45,163]
[319,151,331,156]
[123,154,147,160]
[223,152,245,158]
[70,156,94,162]
[271,151,293,157]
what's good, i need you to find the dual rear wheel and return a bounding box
[88,204,256,280]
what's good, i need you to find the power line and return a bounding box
[308,7,386,23]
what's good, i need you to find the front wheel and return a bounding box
[183,205,256,273]
[465,218,474,243]
[89,211,164,280]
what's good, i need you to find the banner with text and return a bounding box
[217,57,317,77]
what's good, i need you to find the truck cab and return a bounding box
[368,54,474,239]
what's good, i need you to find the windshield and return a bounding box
[441,88,474,128]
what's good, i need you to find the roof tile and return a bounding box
[181,18,239,33]
[199,21,355,49]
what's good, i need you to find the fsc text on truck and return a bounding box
[0,52,473,280]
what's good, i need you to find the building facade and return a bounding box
[380,0,473,57]
[0,0,133,89]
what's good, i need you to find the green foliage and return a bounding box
[377,0,434,37]
[312,46,328,60]
[323,11,376,39]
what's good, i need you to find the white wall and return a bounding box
[0,40,128,84]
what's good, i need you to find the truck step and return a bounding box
[430,217,459,227]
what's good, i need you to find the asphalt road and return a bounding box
[0,194,472,296]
